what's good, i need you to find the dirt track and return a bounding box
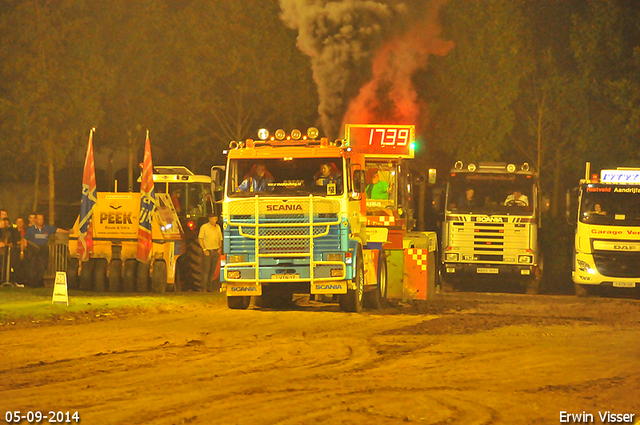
[1,291,639,425]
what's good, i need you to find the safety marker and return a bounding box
[52,271,69,306]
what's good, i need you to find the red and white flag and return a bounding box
[77,128,97,262]
[137,131,156,262]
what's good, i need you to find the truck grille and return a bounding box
[593,252,640,278]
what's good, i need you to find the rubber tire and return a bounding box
[93,259,108,293]
[66,258,79,290]
[227,296,251,310]
[363,250,387,309]
[108,259,122,292]
[79,259,94,291]
[136,261,150,293]
[151,260,167,294]
[340,249,364,313]
[183,241,203,291]
[123,259,137,292]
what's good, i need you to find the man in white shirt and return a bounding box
[504,190,529,206]
[198,213,223,292]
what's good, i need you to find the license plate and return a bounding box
[477,268,499,274]
[613,281,636,288]
[271,274,300,280]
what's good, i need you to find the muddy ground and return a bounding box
[1,290,639,425]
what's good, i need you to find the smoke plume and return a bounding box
[279,0,453,139]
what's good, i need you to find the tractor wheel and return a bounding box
[178,242,202,291]
[79,259,94,291]
[227,296,251,310]
[66,258,79,290]
[340,249,364,313]
[93,259,108,293]
[136,261,150,293]
[108,259,122,292]
[363,250,387,310]
[151,260,167,294]
[123,259,137,292]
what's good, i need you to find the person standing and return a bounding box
[24,213,68,287]
[198,213,222,292]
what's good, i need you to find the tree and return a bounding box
[0,0,106,223]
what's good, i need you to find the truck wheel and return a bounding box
[93,259,108,293]
[108,259,122,292]
[363,250,387,309]
[66,258,79,290]
[123,259,137,292]
[340,249,364,313]
[227,296,251,310]
[79,259,94,291]
[151,260,167,294]
[136,261,150,293]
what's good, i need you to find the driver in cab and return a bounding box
[504,189,529,206]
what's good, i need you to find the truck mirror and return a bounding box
[353,169,365,194]
[211,166,224,192]
[428,169,437,185]
[566,188,576,225]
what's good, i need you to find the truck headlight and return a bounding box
[577,259,595,274]
[330,269,343,277]
[228,255,245,264]
[326,253,342,262]
[518,255,532,264]
[445,253,459,261]
[228,270,241,279]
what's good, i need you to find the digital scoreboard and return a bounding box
[344,124,415,158]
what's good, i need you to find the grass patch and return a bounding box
[0,286,225,323]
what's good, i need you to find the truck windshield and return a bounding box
[226,158,344,198]
[446,173,535,215]
[155,182,213,217]
[580,184,640,226]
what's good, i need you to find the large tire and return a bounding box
[108,259,122,292]
[227,296,251,310]
[93,259,108,293]
[66,258,79,290]
[136,261,150,293]
[340,249,364,313]
[151,260,167,294]
[79,259,94,291]
[123,259,137,292]
[363,250,387,309]
[177,242,202,291]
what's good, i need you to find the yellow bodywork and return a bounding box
[69,192,184,283]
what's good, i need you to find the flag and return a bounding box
[77,128,97,262]
[137,131,156,262]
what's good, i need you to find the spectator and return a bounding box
[0,209,8,221]
[27,213,36,228]
[2,217,24,285]
[24,213,68,287]
[198,213,222,292]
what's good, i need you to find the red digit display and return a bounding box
[346,124,414,157]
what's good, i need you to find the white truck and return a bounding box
[441,161,543,293]
[570,163,640,296]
